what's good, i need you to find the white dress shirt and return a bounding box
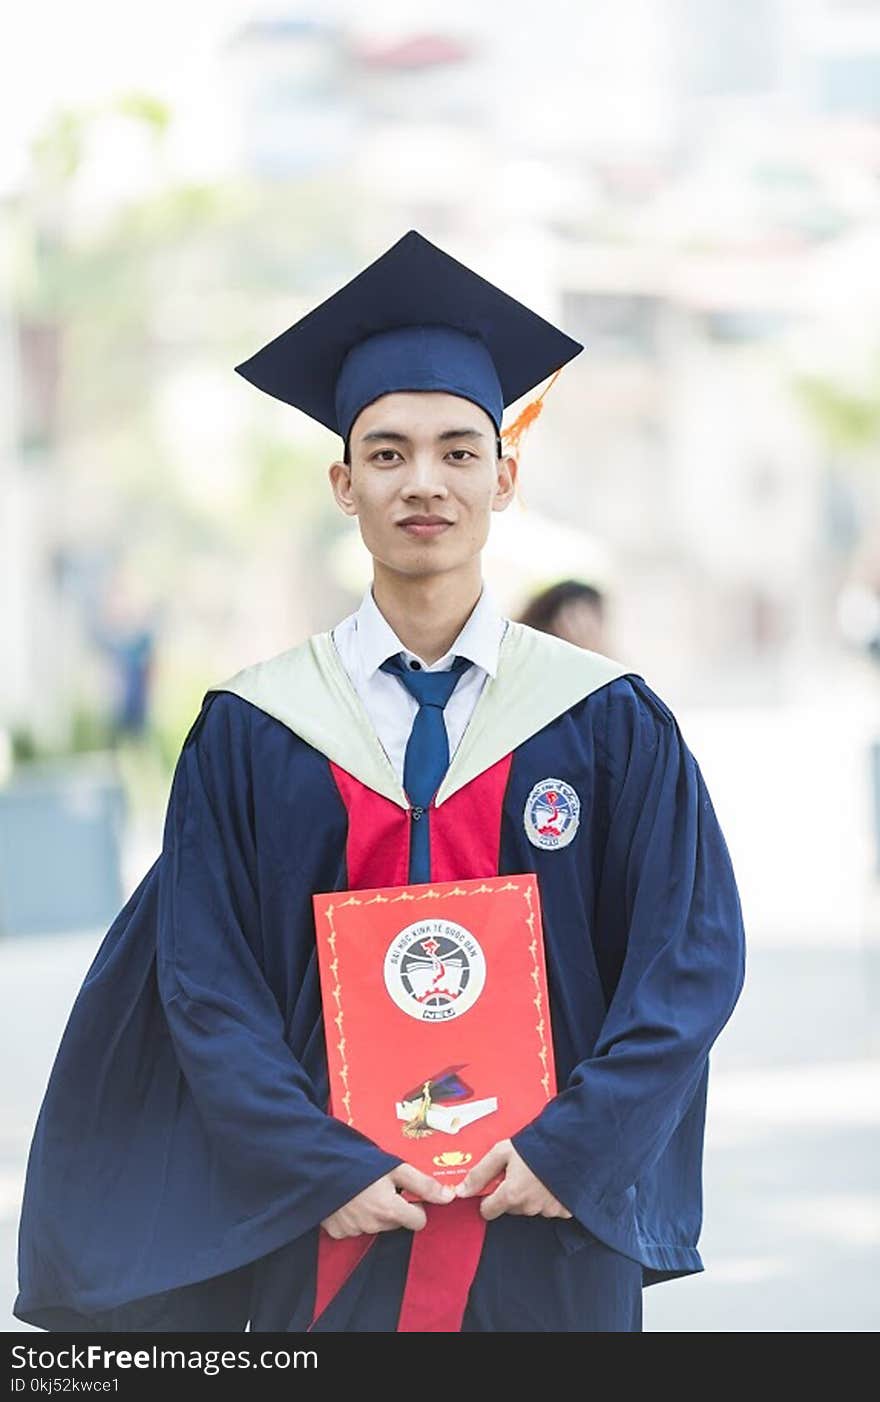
[331,583,509,788]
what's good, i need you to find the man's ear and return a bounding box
[328,459,358,517]
[492,453,518,512]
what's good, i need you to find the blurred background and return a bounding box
[2,0,879,1332]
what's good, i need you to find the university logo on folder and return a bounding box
[313,874,557,1188]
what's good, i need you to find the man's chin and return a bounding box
[371,548,468,580]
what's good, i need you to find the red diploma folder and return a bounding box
[312,873,557,1190]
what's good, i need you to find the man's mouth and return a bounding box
[397,516,454,538]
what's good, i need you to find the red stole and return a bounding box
[309,755,512,1332]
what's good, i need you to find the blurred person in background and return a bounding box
[88,569,160,742]
[93,624,156,741]
[517,578,608,655]
[14,232,745,1335]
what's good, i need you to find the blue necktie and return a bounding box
[379,652,473,882]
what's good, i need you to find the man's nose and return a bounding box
[402,453,449,496]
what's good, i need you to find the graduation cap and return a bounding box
[400,1065,474,1106]
[234,230,583,445]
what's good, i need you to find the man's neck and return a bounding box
[371,564,484,666]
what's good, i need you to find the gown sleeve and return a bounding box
[13,693,401,1332]
[155,693,403,1232]
[511,676,746,1233]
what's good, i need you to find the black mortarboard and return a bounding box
[234,230,583,441]
[400,1065,474,1105]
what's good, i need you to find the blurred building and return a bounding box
[226,17,356,179]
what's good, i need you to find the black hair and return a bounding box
[516,579,605,635]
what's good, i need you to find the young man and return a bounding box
[14,232,746,1334]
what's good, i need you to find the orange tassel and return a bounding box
[500,367,563,456]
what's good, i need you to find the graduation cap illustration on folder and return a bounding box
[400,1065,473,1106]
[395,1065,498,1139]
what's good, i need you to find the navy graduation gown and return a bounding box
[14,633,745,1333]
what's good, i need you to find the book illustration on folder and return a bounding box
[394,1064,498,1138]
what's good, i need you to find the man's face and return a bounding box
[328,391,517,579]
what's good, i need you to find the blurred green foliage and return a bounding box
[12,703,113,765]
[795,362,880,459]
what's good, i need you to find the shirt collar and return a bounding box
[355,582,507,680]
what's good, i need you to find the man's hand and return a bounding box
[454,1139,573,1222]
[321,1164,455,1239]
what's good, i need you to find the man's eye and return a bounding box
[372,449,401,463]
[447,449,475,461]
